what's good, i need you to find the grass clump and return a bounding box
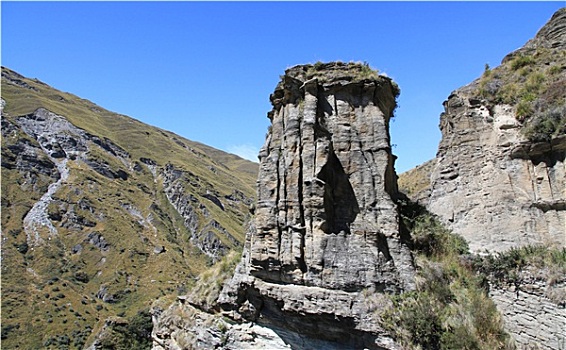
[522,105,566,142]
[510,55,535,70]
[304,61,381,83]
[186,250,242,312]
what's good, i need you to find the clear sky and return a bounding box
[2,2,563,173]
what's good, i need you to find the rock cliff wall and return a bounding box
[428,9,566,253]
[215,62,414,349]
[428,97,565,253]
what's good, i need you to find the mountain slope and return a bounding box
[1,66,258,349]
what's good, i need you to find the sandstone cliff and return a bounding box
[152,62,414,350]
[417,9,566,350]
[241,62,413,291]
[428,9,566,253]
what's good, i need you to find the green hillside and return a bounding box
[1,66,258,349]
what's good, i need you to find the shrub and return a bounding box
[384,198,510,349]
[522,105,566,142]
[96,310,153,349]
[385,291,443,349]
[510,55,535,70]
[127,309,153,344]
[473,245,566,287]
[399,199,469,258]
[16,242,29,254]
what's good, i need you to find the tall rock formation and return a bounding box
[428,9,566,253]
[217,62,414,349]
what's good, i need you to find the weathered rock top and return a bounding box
[270,62,400,113]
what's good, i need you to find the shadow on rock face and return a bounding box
[317,148,360,235]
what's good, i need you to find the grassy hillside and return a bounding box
[1,66,258,349]
[397,159,435,202]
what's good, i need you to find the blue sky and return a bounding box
[2,2,563,172]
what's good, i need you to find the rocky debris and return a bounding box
[16,108,131,176]
[121,202,156,232]
[427,10,566,253]
[202,192,224,210]
[140,157,158,176]
[215,62,414,349]
[2,68,39,91]
[85,159,129,180]
[86,133,130,160]
[151,301,293,350]
[84,317,128,350]
[224,189,253,205]
[1,119,59,181]
[21,157,68,246]
[71,244,83,254]
[96,285,118,303]
[6,108,137,245]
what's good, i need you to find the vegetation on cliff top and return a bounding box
[475,17,566,143]
[282,61,400,97]
[473,245,566,305]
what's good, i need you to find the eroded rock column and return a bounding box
[219,62,414,349]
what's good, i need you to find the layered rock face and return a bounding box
[490,277,566,349]
[250,63,413,290]
[428,9,566,253]
[218,62,414,349]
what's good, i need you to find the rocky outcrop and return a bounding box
[428,99,565,252]
[14,109,122,245]
[214,62,414,349]
[161,163,243,261]
[428,9,566,253]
